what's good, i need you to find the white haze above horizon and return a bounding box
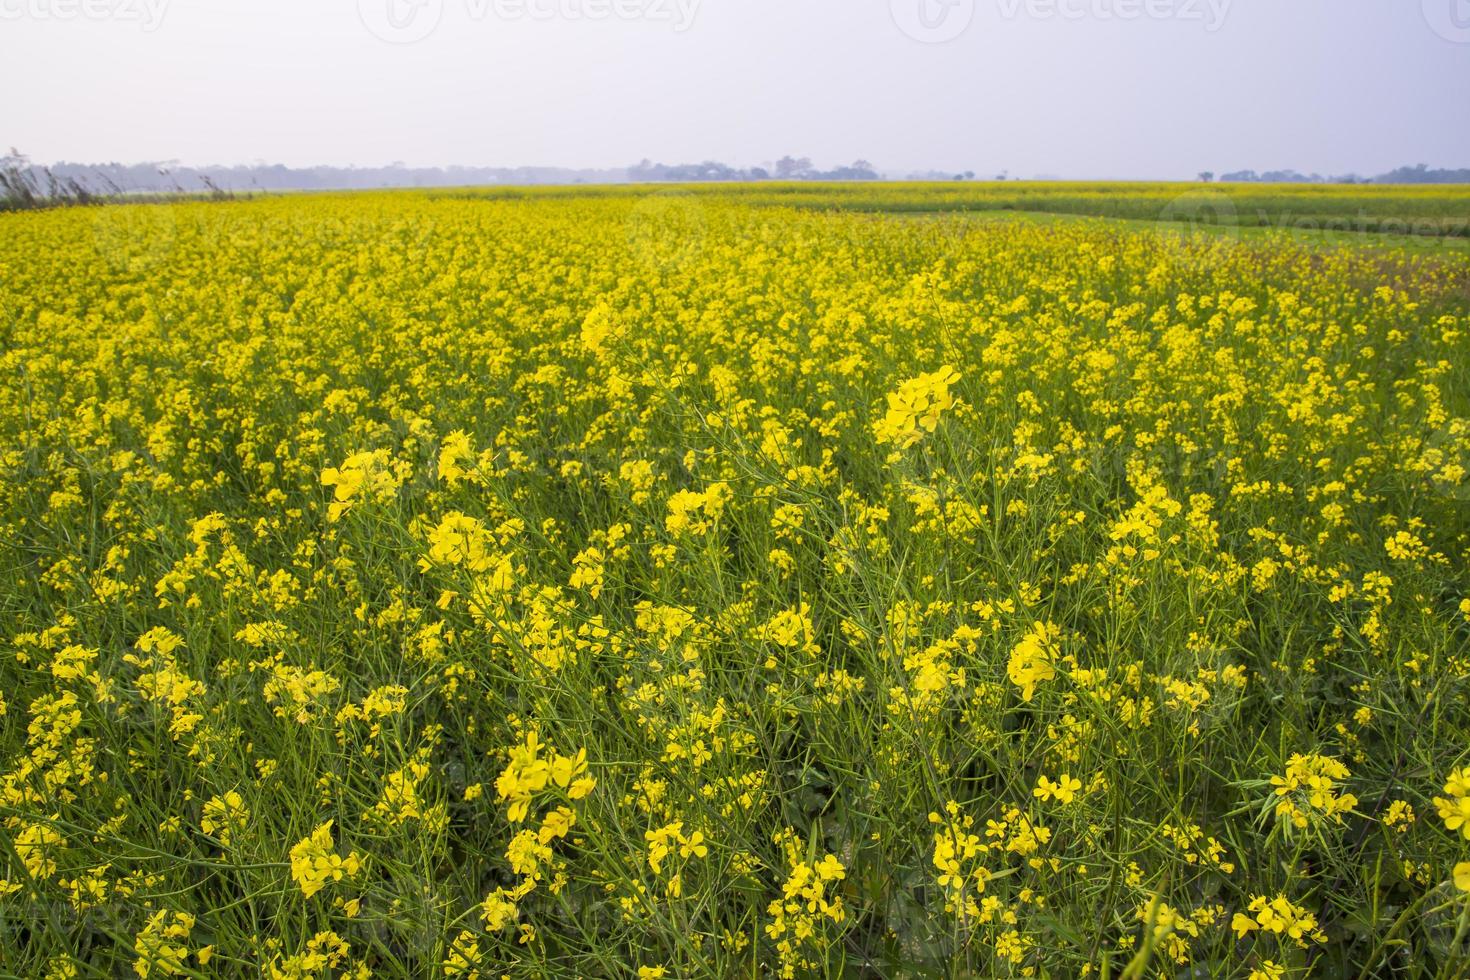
[2,0,1469,179]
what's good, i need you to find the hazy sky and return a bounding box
[3,0,1468,178]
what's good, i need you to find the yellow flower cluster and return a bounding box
[872,366,961,449]
[1033,773,1082,805]
[1138,900,1220,967]
[132,910,204,978]
[1270,753,1359,829]
[645,820,709,896]
[320,450,406,521]
[1007,621,1061,702]
[764,830,847,979]
[200,790,249,847]
[1231,894,1328,947]
[928,802,992,922]
[665,481,732,537]
[288,821,363,899]
[1434,766,1470,840]
[494,731,596,824]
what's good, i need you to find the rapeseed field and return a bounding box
[1,187,1468,978]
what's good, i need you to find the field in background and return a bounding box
[437,180,1470,240]
[2,186,1469,978]
[908,208,1470,258]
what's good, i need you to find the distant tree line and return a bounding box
[628,159,769,181]
[1205,163,1470,184]
[9,145,1469,212]
[0,149,639,209]
[2,150,898,209]
[629,156,880,182]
